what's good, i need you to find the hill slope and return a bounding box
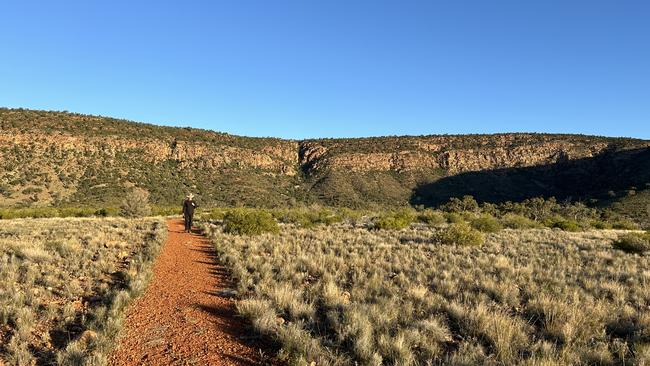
[1,108,649,217]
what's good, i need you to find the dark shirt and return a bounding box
[183,199,196,217]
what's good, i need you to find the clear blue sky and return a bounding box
[1,1,648,139]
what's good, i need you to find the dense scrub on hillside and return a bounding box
[0,217,166,365]
[304,133,645,154]
[2,108,650,223]
[203,220,650,365]
[0,108,288,148]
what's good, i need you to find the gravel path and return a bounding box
[109,219,276,366]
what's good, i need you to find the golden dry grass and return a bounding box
[0,217,166,365]
[203,222,650,366]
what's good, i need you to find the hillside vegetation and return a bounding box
[1,108,649,224]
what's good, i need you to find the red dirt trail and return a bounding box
[109,219,277,366]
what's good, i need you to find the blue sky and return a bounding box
[1,1,648,139]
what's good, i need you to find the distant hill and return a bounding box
[1,108,649,220]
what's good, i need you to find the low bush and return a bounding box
[373,209,416,230]
[441,195,479,213]
[119,188,152,218]
[276,209,343,228]
[336,207,365,222]
[417,209,446,226]
[201,208,227,221]
[613,232,650,254]
[470,214,503,233]
[590,220,613,230]
[0,207,98,220]
[306,210,343,227]
[444,212,464,224]
[223,209,279,235]
[94,208,110,217]
[612,220,640,230]
[543,217,582,232]
[500,214,540,229]
[437,222,485,246]
[151,206,182,217]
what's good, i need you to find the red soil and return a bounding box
[109,219,277,366]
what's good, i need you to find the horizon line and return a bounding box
[2,106,647,142]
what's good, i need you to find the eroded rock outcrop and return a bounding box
[298,135,631,175]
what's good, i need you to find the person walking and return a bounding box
[182,193,197,233]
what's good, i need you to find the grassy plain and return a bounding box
[203,220,650,365]
[0,217,166,365]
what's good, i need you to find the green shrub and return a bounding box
[151,206,181,216]
[500,214,540,229]
[543,217,581,232]
[612,220,640,230]
[311,210,343,226]
[202,209,227,221]
[613,232,650,254]
[590,220,613,230]
[417,209,446,226]
[0,207,98,220]
[373,209,416,230]
[437,222,485,246]
[444,212,464,224]
[441,195,479,213]
[470,214,503,233]
[223,209,279,236]
[337,207,365,221]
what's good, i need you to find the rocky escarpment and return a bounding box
[1,108,649,208]
[5,132,297,173]
[299,134,644,176]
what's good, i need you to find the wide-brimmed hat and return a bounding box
[187,193,195,200]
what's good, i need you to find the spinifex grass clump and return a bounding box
[613,232,650,254]
[0,217,166,365]
[223,208,279,235]
[274,208,343,228]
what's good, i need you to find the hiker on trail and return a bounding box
[182,193,197,233]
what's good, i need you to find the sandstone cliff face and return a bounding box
[299,135,639,176]
[3,131,298,174]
